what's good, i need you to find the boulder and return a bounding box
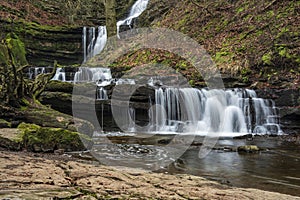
[237,145,260,153]
[18,123,92,152]
[0,128,22,151]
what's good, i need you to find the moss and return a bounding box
[214,51,234,64]
[17,123,91,152]
[45,80,74,93]
[188,79,195,87]
[237,145,260,153]
[0,119,11,128]
[0,43,10,66]
[5,33,28,67]
[262,52,273,65]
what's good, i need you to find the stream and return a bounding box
[74,133,300,197]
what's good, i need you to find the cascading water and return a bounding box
[83,26,107,62]
[83,27,87,63]
[27,67,47,79]
[74,67,112,83]
[82,0,149,62]
[117,0,149,38]
[93,26,107,57]
[145,88,282,137]
[87,27,96,60]
[96,87,108,100]
[51,68,66,81]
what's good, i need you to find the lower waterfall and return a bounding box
[144,87,283,136]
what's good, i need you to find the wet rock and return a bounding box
[0,151,299,200]
[237,145,260,153]
[256,89,299,107]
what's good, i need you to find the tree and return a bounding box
[103,0,117,37]
[0,33,56,107]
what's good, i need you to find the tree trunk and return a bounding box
[104,0,117,37]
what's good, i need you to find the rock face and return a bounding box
[41,82,155,131]
[40,80,300,133]
[1,19,83,66]
[0,0,136,66]
[256,88,300,134]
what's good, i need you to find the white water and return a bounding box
[96,87,108,100]
[143,88,283,137]
[82,0,149,61]
[28,67,46,79]
[74,67,112,83]
[117,0,149,38]
[83,26,107,62]
[51,68,66,81]
[83,27,87,62]
[93,26,107,57]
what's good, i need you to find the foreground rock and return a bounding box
[0,151,299,200]
[0,126,91,153]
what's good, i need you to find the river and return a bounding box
[84,133,300,196]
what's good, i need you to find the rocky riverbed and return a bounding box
[0,150,299,200]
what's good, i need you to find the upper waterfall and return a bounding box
[117,0,149,38]
[82,0,149,62]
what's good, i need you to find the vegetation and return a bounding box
[127,0,299,88]
[17,122,91,152]
[0,32,58,107]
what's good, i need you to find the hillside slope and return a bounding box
[135,0,299,88]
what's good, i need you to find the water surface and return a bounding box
[90,133,300,196]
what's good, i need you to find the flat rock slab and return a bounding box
[0,151,299,199]
[0,128,21,150]
[0,128,20,140]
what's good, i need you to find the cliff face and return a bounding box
[0,0,133,66]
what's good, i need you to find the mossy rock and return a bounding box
[5,33,28,67]
[237,145,260,153]
[0,119,11,128]
[18,123,92,152]
[45,80,74,94]
[23,105,94,136]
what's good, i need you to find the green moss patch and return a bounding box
[18,123,92,152]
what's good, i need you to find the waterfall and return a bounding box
[83,27,87,63]
[82,0,149,62]
[117,0,149,38]
[149,88,282,136]
[51,68,66,81]
[96,87,108,100]
[93,26,107,57]
[74,67,112,83]
[27,67,46,79]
